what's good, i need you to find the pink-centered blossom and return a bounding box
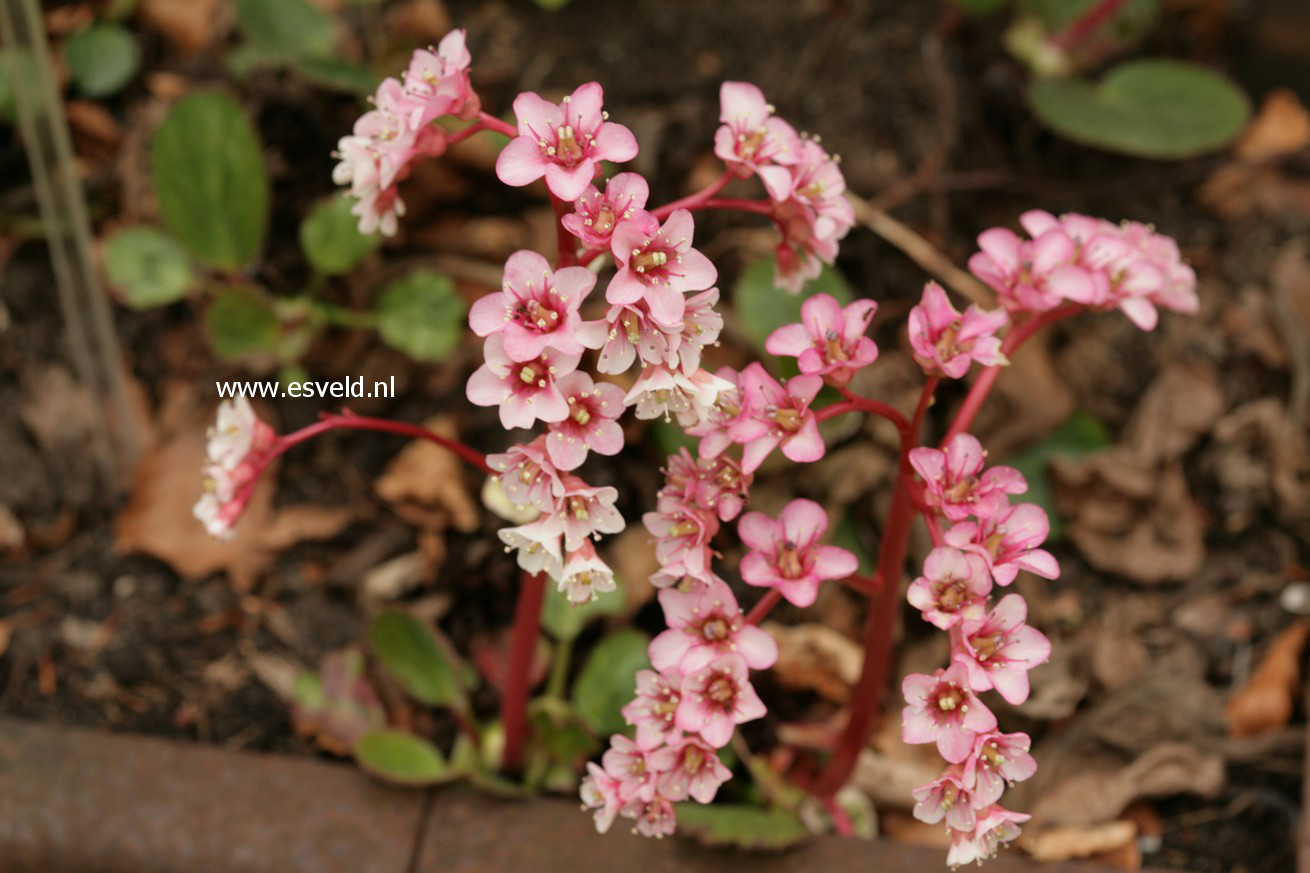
[685,367,742,460]
[465,334,580,430]
[737,498,857,607]
[954,593,1051,705]
[643,493,719,577]
[579,761,624,834]
[607,209,717,326]
[770,139,853,293]
[602,735,657,803]
[206,395,274,471]
[558,541,617,604]
[675,653,766,748]
[546,475,626,552]
[968,224,1095,313]
[946,806,1030,868]
[650,736,733,804]
[495,82,638,201]
[467,250,595,361]
[487,437,562,513]
[909,433,1027,522]
[902,663,998,764]
[674,288,725,376]
[692,454,752,522]
[400,29,479,127]
[906,546,993,630]
[964,732,1037,808]
[562,172,650,249]
[193,397,276,540]
[765,293,878,387]
[912,767,978,833]
[908,282,1009,379]
[622,669,683,749]
[648,577,778,673]
[729,363,825,474]
[631,795,678,839]
[544,371,625,471]
[624,366,732,429]
[944,501,1060,586]
[497,516,565,579]
[713,81,799,200]
[576,300,673,375]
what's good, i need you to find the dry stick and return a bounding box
[846,192,994,307]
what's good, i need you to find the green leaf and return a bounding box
[1029,59,1251,159]
[370,611,468,710]
[297,57,381,95]
[353,730,452,786]
[541,586,624,642]
[571,629,649,736]
[1004,410,1112,539]
[235,0,335,62]
[205,287,281,359]
[103,226,196,307]
[374,270,465,362]
[734,255,853,356]
[65,24,139,98]
[675,804,811,850]
[299,195,379,276]
[293,649,386,752]
[152,91,268,270]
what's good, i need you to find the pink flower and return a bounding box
[546,475,625,551]
[902,663,997,764]
[968,224,1095,313]
[674,288,725,376]
[562,172,650,249]
[558,541,617,604]
[496,516,564,579]
[576,300,674,375]
[944,501,1060,586]
[691,454,752,522]
[906,546,993,630]
[908,282,1009,379]
[964,732,1037,808]
[729,363,825,474]
[206,396,274,470]
[602,735,657,803]
[685,367,742,460]
[487,438,562,513]
[675,653,766,748]
[650,736,733,804]
[194,397,276,539]
[607,209,717,325]
[495,82,638,201]
[764,293,878,387]
[737,498,857,607]
[954,594,1051,705]
[621,669,683,749]
[643,493,719,577]
[544,372,625,471]
[648,577,778,673]
[908,433,1027,522]
[713,81,799,200]
[630,795,678,838]
[467,250,595,361]
[785,138,853,241]
[624,366,732,428]
[465,333,580,430]
[912,768,977,832]
[772,198,833,294]
[400,29,480,127]
[946,806,1029,868]
[579,762,623,834]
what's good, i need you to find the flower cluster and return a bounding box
[333,30,479,235]
[902,433,1055,866]
[969,210,1198,331]
[192,396,276,539]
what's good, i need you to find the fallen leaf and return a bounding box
[1225,618,1310,738]
[1120,361,1224,466]
[258,504,356,552]
[247,651,304,703]
[375,415,480,534]
[1087,625,1149,691]
[1020,820,1137,863]
[880,810,951,849]
[762,621,862,703]
[1234,88,1310,162]
[1211,399,1310,523]
[138,0,227,55]
[361,551,427,604]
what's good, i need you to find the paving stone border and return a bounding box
[0,718,1158,873]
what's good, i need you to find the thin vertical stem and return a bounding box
[500,571,547,774]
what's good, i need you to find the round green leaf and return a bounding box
[571,629,649,736]
[354,730,451,786]
[151,91,269,270]
[375,270,465,361]
[1029,59,1251,159]
[235,0,335,61]
[370,611,467,710]
[734,255,853,356]
[65,24,139,98]
[299,195,379,275]
[103,226,195,308]
[205,287,281,359]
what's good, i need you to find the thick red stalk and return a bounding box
[650,170,735,220]
[500,571,548,774]
[810,377,937,797]
[549,192,577,267]
[745,589,783,626]
[476,111,518,139]
[1049,0,1129,50]
[273,411,493,475]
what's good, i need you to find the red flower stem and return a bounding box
[1049,0,1129,50]
[269,410,493,475]
[446,120,490,147]
[476,111,518,139]
[941,304,1081,445]
[924,512,945,547]
[838,573,881,596]
[549,193,577,267]
[500,570,548,774]
[650,170,736,220]
[810,377,937,798]
[816,393,911,434]
[694,197,775,216]
[745,588,783,626]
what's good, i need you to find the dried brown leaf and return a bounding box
[1020,820,1137,864]
[1121,361,1224,465]
[761,621,862,703]
[375,416,480,533]
[1234,88,1310,162]
[1225,618,1310,738]
[138,0,227,55]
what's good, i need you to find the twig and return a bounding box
[846,192,993,307]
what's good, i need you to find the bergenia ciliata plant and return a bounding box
[194,28,1198,868]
